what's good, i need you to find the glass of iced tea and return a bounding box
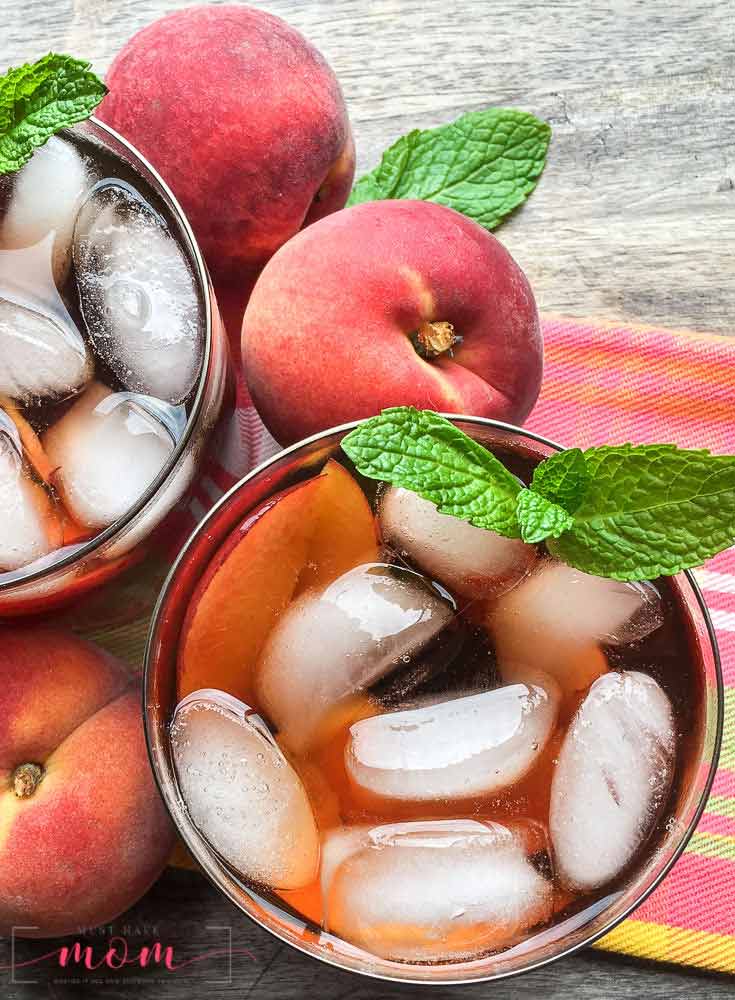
[144,417,722,984]
[0,118,230,616]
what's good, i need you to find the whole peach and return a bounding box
[99,5,354,281]
[0,628,174,938]
[241,199,543,446]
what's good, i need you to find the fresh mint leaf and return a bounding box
[0,53,107,175]
[343,410,735,581]
[517,488,574,544]
[548,444,735,580]
[348,109,551,231]
[342,407,522,537]
[530,447,590,513]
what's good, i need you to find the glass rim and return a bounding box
[0,115,214,593]
[143,413,725,986]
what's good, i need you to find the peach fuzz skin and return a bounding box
[241,200,543,446]
[99,5,355,284]
[0,629,174,938]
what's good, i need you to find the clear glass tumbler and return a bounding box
[0,117,232,617]
[144,417,723,985]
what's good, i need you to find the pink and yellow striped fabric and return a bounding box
[524,316,735,973]
[163,314,735,973]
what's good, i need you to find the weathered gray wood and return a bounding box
[3,0,734,334]
[1,3,733,997]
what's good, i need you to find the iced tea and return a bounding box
[0,120,228,613]
[153,426,713,977]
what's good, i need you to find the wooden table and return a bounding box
[2,1,734,997]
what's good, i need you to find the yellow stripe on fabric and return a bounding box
[707,795,735,821]
[721,688,735,771]
[595,920,735,974]
[684,830,735,862]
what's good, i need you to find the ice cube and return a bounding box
[171,689,320,889]
[1,136,90,285]
[345,679,559,801]
[74,181,203,404]
[324,819,553,961]
[0,297,92,403]
[490,560,663,698]
[380,486,536,598]
[255,563,455,752]
[0,409,59,571]
[320,826,370,907]
[549,670,676,891]
[43,382,182,529]
[102,450,196,560]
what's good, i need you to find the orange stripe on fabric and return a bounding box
[542,338,735,395]
[534,368,735,426]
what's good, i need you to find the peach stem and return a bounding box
[411,320,459,359]
[12,763,44,799]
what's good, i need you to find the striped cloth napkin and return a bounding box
[83,314,734,974]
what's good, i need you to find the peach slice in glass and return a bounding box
[177,459,379,703]
[297,458,379,593]
[0,396,56,484]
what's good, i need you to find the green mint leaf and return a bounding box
[0,53,107,175]
[342,407,522,537]
[347,108,551,231]
[517,488,574,544]
[547,444,735,580]
[530,447,590,513]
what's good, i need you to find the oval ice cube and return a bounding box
[345,679,559,801]
[0,298,92,402]
[549,670,676,891]
[171,689,319,889]
[255,563,454,752]
[74,181,203,404]
[0,410,60,571]
[43,382,180,529]
[380,486,536,597]
[490,560,663,699]
[324,819,553,961]
[1,136,90,285]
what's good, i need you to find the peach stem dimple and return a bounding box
[12,762,44,799]
[410,320,459,360]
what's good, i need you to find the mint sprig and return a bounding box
[341,407,523,538]
[347,109,551,231]
[0,54,107,175]
[529,447,590,513]
[516,489,574,544]
[548,444,735,580]
[342,408,735,582]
